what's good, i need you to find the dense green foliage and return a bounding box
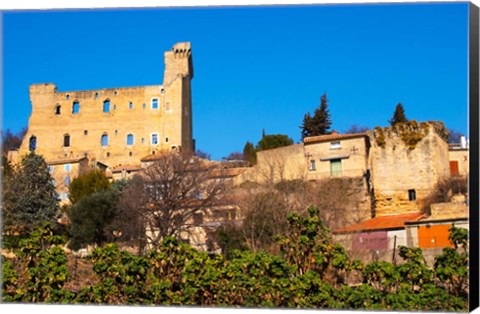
[256,134,294,151]
[68,169,111,204]
[300,92,332,138]
[2,152,59,232]
[2,212,469,311]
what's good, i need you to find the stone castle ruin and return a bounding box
[11,42,194,169]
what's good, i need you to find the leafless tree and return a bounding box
[117,152,227,248]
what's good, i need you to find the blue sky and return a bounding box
[1,2,470,160]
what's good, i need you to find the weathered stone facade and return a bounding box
[13,42,194,170]
[368,121,450,216]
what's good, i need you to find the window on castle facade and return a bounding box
[151,133,158,145]
[63,134,71,147]
[103,100,111,113]
[72,101,80,114]
[129,102,133,109]
[55,105,61,115]
[101,134,109,147]
[152,98,159,109]
[29,136,37,151]
[127,134,134,146]
[309,160,316,171]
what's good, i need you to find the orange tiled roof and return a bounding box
[333,212,427,234]
[304,132,368,144]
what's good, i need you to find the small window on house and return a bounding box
[84,130,88,135]
[64,175,70,187]
[309,160,316,171]
[29,136,37,151]
[129,102,133,109]
[129,151,133,157]
[101,134,109,147]
[103,100,110,113]
[48,166,54,174]
[51,179,56,186]
[408,189,416,201]
[55,105,61,115]
[64,164,71,172]
[151,133,158,145]
[160,88,165,94]
[165,137,169,143]
[113,104,117,110]
[141,138,145,144]
[330,141,341,149]
[114,90,117,96]
[152,98,159,109]
[63,134,71,147]
[126,134,134,146]
[72,101,80,114]
[62,192,68,200]
[106,152,110,157]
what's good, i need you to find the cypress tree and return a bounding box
[388,103,408,126]
[243,141,257,165]
[300,92,332,138]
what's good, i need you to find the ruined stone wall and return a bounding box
[14,43,194,169]
[368,122,450,216]
[233,144,307,185]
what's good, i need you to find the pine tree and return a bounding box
[388,103,408,126]
[3,152,59,232]
[300,93,332,139]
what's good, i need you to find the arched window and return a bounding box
[63,134,71,147]
[126,134,134,146]
[72,101,80,114]
[55,105,61,115]
[103,100,110,113]
[101,133,109,147]
[29,136,37,151]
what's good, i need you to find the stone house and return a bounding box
[303,131,371,181]
[46,157,89,205]
[448,135,469,177]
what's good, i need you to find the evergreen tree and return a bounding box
[300,93,332,138]
[2,152,59,232]
[67,188,119,250]
[243,141,257,165]
[388,103,408,126]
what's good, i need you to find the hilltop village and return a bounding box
[6,42,469,264]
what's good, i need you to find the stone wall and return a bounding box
[233,144,307,185]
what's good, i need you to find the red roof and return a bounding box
[304,132,368,144]
[333,212,427,234]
